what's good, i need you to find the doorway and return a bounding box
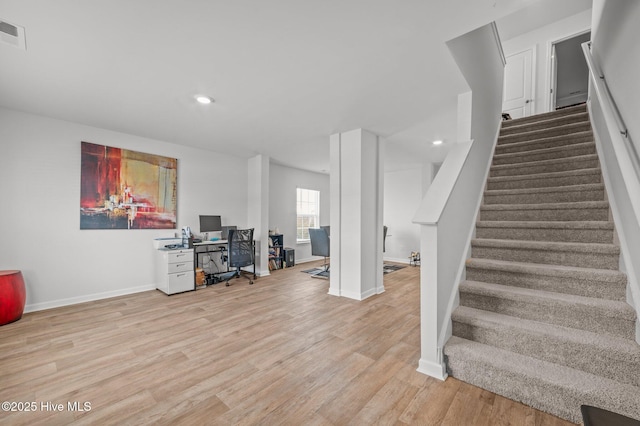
[549,31,591,110]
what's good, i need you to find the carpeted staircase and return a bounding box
[443,104,640,423]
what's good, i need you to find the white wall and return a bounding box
[591,0,640,159]
[268,162,424,266]
[501,9,592,115]
[383,168,422,263]
[268,163,330,263]
[0,108,248,312]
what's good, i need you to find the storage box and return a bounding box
[195,268,206,286]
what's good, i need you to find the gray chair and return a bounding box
[309,227,330,272]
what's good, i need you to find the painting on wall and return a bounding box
[80,141,177,230]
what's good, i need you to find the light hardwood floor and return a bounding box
[0,261,576,425]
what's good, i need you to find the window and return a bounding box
[297,188,320,242]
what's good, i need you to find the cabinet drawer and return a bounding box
[168,250,193,263]
[168,261,192,273]
[168,270,194,293]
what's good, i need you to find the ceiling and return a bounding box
[0,0,591,174]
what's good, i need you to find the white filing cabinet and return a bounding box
[155,248,194,295]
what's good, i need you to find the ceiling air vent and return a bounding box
[0,20,26,50]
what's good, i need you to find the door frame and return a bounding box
[546,28,591,111]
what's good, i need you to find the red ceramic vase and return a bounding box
[0,270,26,325]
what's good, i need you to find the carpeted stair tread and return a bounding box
[444,336,640,423]
[465,257,624,281]
[501,104,587,128]
[471,238,619,269]
[475,219,614,243]
[459,280,636,340]
[483,183,606,205]
[500,111,590,136]
[452,306,640,386]
[476,220,613,231]
[495,131,593,155]
[487,167,601,185]
[486,167,602,190]
[465,257,627,300]
[484,183,605,197]
[493,140,596,164]
[498,122,592,146]
[498,121,592,145]
[489,154,599,177]
[471,237,619,253]
[481,200,609,212]
[479,201,609,222]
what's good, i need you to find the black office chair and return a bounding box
[309,227,330,273]
[222,228,256,286]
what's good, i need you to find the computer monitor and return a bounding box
[199,215,222,233]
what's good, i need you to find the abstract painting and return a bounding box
[80,142,177,229]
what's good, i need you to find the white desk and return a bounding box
[193,239,228,247]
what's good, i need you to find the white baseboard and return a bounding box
[383,257,412,265]
[417,358,448,381]
[294,256,323,264]
[24,284,156,313]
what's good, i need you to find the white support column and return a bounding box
[248,154,270,276]
[329,128,384,300]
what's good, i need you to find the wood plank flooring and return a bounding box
[0,262,576,425]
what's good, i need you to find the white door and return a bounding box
[502,48,534,119]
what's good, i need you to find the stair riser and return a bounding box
[484,188,605,204]
[451,320,640,386]
[445,349,640,424]
[480,207,609,222]
[502,105,587,128]
[446,354,584,422]
[495,134,593,155]
[498,123,592,145]
[487,173,601,190]
[465,266,626,300]
[500,114,590,136]
[490,157,599,177]
[458,291,635,339]
[475,226,614,244]
[445,336,640,424]
[471,245,619,270]
[494,143,596,165]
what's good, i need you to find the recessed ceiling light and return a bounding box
[195,95,213,104]
[432,140,443,145]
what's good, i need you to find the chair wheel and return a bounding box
[225,282,230,287]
